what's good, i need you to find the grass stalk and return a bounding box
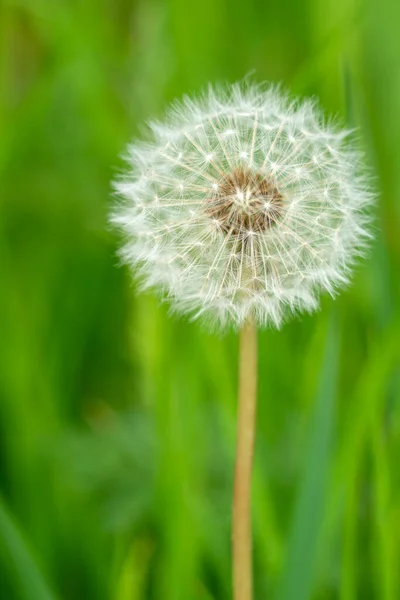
[233,316,258,600]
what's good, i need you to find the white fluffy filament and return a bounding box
[111,83,373,330]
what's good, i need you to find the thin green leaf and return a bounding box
[0,498,57,600]
[277,313,338,600]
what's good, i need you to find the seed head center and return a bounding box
[207,167,283,236]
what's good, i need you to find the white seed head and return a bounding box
[111,83,373,330]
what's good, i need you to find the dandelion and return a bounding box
[112,84,371,331]
[111,83,372,600]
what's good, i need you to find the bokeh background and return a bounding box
[1,0,399,599]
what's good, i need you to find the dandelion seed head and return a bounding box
[111,83,373,330]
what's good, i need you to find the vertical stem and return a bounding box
[233,316,258,600]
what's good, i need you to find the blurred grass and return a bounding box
[0,0,399,599]
[277,312,338,600]
[0,498,57,600]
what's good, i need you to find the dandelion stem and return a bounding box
[233,315,257,600]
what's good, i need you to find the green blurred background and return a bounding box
[1,0,399,598]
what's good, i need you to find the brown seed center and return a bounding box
[207,168,283,236]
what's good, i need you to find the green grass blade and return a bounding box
[0,498,57,600]
[277,313,338,600]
